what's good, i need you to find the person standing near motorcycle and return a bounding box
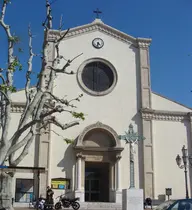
[46,186,54,205]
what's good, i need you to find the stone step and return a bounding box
[79,202,122,210]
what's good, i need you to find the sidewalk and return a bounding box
[14,208,153,210]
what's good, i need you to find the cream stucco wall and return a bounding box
[152,92,191,112]
[153,120,190,199]
[49,29,140,196]
[11,89,26,103]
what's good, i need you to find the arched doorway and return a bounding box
[73,122,123,203]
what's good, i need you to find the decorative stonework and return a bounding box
[116,154,122,160]
[137,38,151,48]
[48,19,151,48]
[85,154,104,162]
[76,152,86,160]
[75,121,121,148]
[187,112,192,122]
[140,108,192,122]
[11,103,25,113]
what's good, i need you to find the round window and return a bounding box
[77,59,117,96]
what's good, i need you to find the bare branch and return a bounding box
[46,0,52,29]
[0,0,14,147]
[26,25,34,100]
[48,53,83,74]
[70,53,83,62]
[10,128,36,166]
[45,91,77,107]
[7,130,33,158]
[0,1,7,21]
[20,25,35,123]
[0,1,12,38]
[42,0,52,30]
[50,129,73,144]
[59,14,63,30]
[51,118,79,130]
[68,94,83,103]
[40,105,66,118]
[55,28,70,59]
[0,91,10,104]
[18,91,43,128]
[57,28,70,43]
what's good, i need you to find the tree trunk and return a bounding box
[0,172,13,210]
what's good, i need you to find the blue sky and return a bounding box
[1,0,192,107]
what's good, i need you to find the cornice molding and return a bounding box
[11,102,25,113]
[140,108,192,122]
[48,19,151,48]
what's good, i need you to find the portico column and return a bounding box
[75,153,84,202]
[76,154,82,190]
[115,154,122,203]
[116,155,121,190]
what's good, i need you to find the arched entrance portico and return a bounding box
[73,122,124,203]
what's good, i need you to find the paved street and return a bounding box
[14,208,153,210]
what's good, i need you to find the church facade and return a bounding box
[10,19,192,206]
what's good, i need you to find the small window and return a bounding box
[15,179,34,203]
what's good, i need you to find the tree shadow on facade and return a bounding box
[57,143,76,198]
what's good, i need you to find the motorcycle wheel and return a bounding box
[55,202,62,210]
[71,202,80,210]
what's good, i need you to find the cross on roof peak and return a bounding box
[93,8,102,19]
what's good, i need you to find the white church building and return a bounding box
[10,18,192,206]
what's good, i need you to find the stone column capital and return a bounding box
[137,38,151,49]
[116,154,122,161]
[76,153,85,159]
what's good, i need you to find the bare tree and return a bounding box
[0,0,84,209]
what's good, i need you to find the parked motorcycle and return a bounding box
[55,194,80,210]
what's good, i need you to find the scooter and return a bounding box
[29,197,53,210]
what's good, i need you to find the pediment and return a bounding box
[48,19,151,48]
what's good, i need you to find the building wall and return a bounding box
[7,23,192,204]
[153,120,190,200]
[152,93,191,112]
[50,30,141,197]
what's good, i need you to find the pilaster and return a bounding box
[38,125,51,197]
[37,41,55,197]
[187,112,192,198]
[137,38,152,109]
[137,38,154,198]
